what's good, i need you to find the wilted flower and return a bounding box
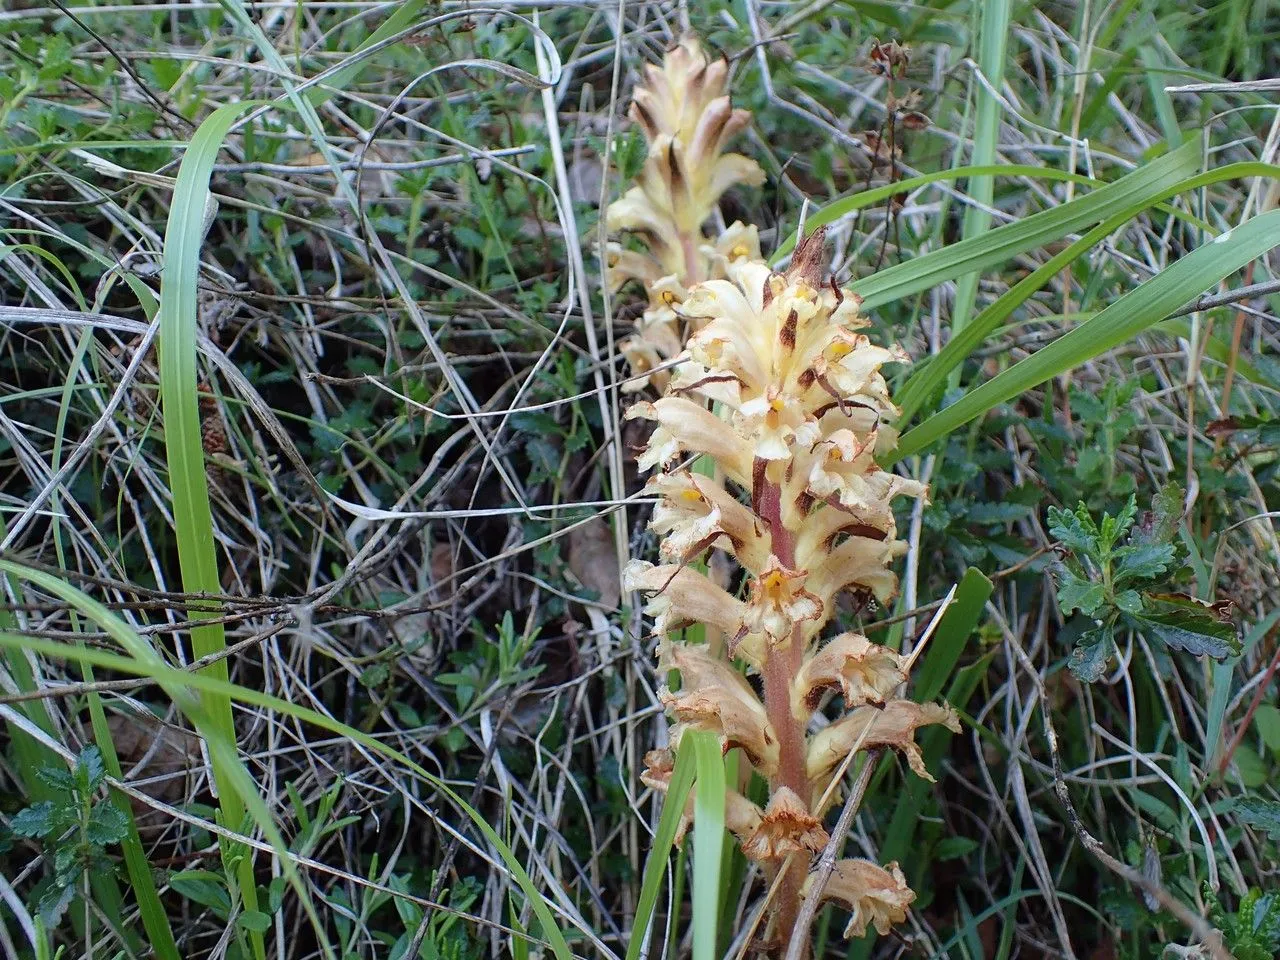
[807,700,962,788]
[792,632,908,717]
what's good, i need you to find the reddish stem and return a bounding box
[756,470,812,952]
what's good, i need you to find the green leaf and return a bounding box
[77,744,106,792]
[169,870,233,914]
[37,878,78,926]
[1047,503,1099,558]
[11,801,56,838]
[1112,542,1177,586]
[237,910,274,934]
[85,802,129,847]
[1114,590,1144,615]
[933,836,980,861]
[1132,482,1184,547]
[34,766,76,793]
[1229,747,1269,790]
[808,136,1205,308]
[1056,570,1106,616]
[1252,704,1280,757]
[1128,593,1240,659]
[690,731,726,960]
[914,568,994,703]
[892,207,1280,462]
[1099,495,1138,553]
[1069,623,1116,683]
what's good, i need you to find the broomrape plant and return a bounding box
[610,38,959,953]
[606,36,764,393]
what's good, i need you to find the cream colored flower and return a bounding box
[792,633,907,718]
[647,471,768,571]
[623,559,745,639]
[738,557,823,647]
[802,859,915,938]
[801,530,908,610]
[659,643,779,775]
[741,787,829,861]
[804,429,929,536]
[607,36,764,387]
[626,397,754,483]
[806,701,961,788]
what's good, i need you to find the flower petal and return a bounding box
[659,643,779,776]
[802,859,914,938]
[626,396,753,481]
[792,633,907,717]
[806,700,961,788]
[623,559,745,638]
[741,787,829,862]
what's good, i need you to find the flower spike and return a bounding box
[610,34,945,955]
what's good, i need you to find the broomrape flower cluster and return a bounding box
[610,39,960,951]
[605,36,764,392]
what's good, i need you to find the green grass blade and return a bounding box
[157,99,265,951]
[0,529,142,953]
[304,0,430,107]
[0,560,575,960]
[1205,608,1280,772]
[769,164,1094,264]
[890,207,1280,462]
[850,135,1204,309]
[48,328,178,960]
[913,568,994,704]
[626,744,697,960]
[896,160,1280,422]
[690,731,726,960]
[949,0,1012,369]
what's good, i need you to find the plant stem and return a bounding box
[757,473,811,951]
